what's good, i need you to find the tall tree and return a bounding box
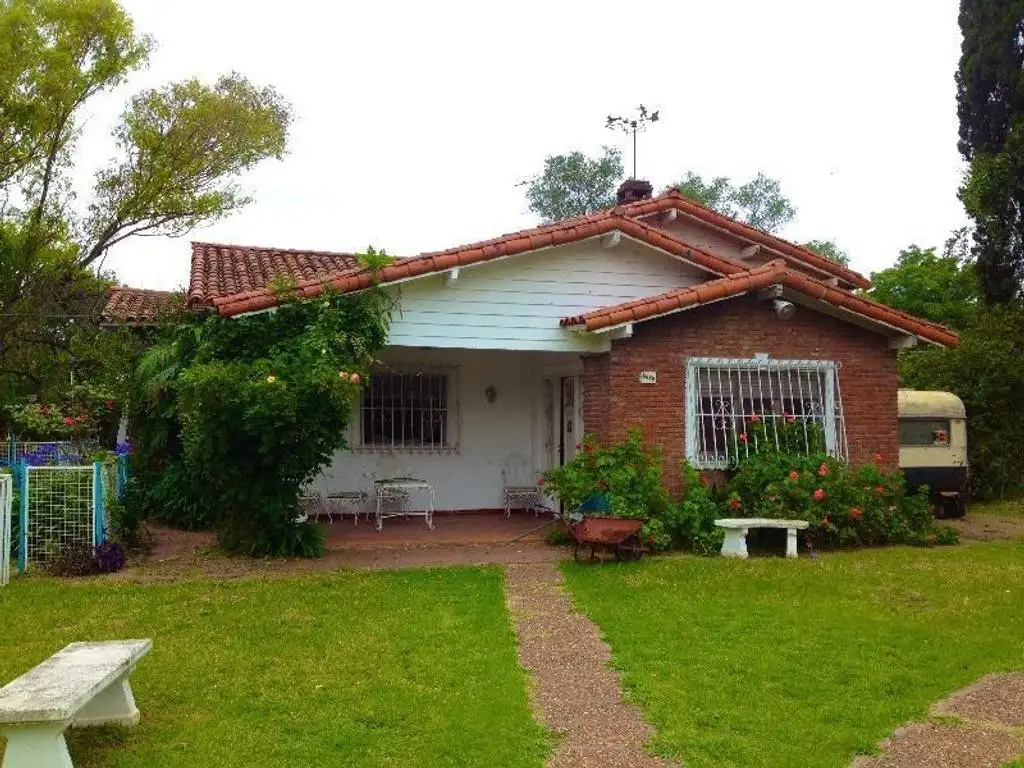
[956,0,1024,302]
[868,241,981,329]
[0,0,292,400]
[668,171,796,233]
[802,239,850,267]
[524,147,623,222]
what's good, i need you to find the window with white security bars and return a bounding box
[359,370,456,450]
[685,357,847,469]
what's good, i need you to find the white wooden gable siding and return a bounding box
[647,216,772,267]
[386,237,706,351]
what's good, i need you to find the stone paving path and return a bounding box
[853,673,1024,768]
[504,562,677,768]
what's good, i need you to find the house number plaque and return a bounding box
[638,371,657,384]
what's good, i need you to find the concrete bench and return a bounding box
[714,518,810,559]
[0,639,151,768]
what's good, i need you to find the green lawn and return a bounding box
[563,542,1024,768]
[0,568,550,768]
[973,498,1024,520]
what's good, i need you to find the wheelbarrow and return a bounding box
[568,515,647,562]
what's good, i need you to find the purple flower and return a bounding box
[114,441,132,457]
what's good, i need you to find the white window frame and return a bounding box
[352,366,460,454]
[684,356,847,469]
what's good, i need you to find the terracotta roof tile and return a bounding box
[188,242,359,308]
[101,287,180,324]
[618,189,872,289]
[211,213,750,317]
[559,260,959,347]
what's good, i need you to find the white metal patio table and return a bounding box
[374,477,435,531]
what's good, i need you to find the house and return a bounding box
[106,180,958,510]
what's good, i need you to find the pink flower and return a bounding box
[750,415,761,424]
[785,413,796,424]
[350,373,361,384]
[738,433,749,444]
[849,507,862,520]
[729,498,741,510]
[62,417,75,426]
[818,462,829,477]
[104,400,115,408]
[788,471,800,482]
[813,488,826,502]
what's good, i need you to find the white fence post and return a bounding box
[0,474,11,586]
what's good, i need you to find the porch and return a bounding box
[309,346,587,514]
[317,510,554,549]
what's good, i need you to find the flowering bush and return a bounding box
[725,416,949,548]
[130,252,393,558]
[541,428,670,519]
[4,383,120,444]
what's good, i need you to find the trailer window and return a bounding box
[899,419,951,446]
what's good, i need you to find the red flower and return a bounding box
[738,433,749,444]
[785,413,796,424]
[575,443,581,450]
[39,405,51,415]
[788,471,800,482]
[62,417,74,426]
[875,485,885,494]
[104,400,115,408]
[750,414,761,424]
[538,478,545,487]
[813,488,826,501]
[818,462,829,477]
[849,507,862,520]
[729,498,741,510]
[583,443,594,453]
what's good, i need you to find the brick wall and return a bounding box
[586,297,899,494]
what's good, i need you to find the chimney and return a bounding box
[616,178,654,205]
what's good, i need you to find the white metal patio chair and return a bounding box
[502,453,543,518]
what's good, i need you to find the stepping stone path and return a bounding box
[853,673,1024,768]
[504,562,678,768]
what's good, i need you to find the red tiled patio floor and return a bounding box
[319,510,555,549]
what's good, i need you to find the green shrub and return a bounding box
[131,251,393,558]
[541,428,670,519]
[725,419,942,549]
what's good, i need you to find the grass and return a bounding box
[972,497,1024,520]
[563,542,1024,768]
[0,568,550,768]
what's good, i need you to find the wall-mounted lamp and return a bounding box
[485,385,497,404]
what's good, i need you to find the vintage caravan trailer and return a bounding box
[897,389,968,517]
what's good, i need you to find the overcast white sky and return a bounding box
[84,0,968,291]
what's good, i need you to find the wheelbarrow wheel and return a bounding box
[616,534,644,562]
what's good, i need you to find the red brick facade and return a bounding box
[582,297,900,494]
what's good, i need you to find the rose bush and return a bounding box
[724,417,951,548]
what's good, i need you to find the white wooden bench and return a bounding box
[0,639,151,768]
[714,518,810,559]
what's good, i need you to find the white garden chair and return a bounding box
[502,453,543,518]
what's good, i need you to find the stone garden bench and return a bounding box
[0,639,151,768]
[714,518,810,559]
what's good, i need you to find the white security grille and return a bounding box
[685,357,847,469]
[24,466,95,567]
[360,372,450,449]
[0,474,11,586]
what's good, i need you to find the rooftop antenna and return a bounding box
[606,105,660,179]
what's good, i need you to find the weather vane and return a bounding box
[606,104,660,179]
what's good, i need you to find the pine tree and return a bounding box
[956,0,1024,302]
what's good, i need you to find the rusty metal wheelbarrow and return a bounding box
[568,515,647,562]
